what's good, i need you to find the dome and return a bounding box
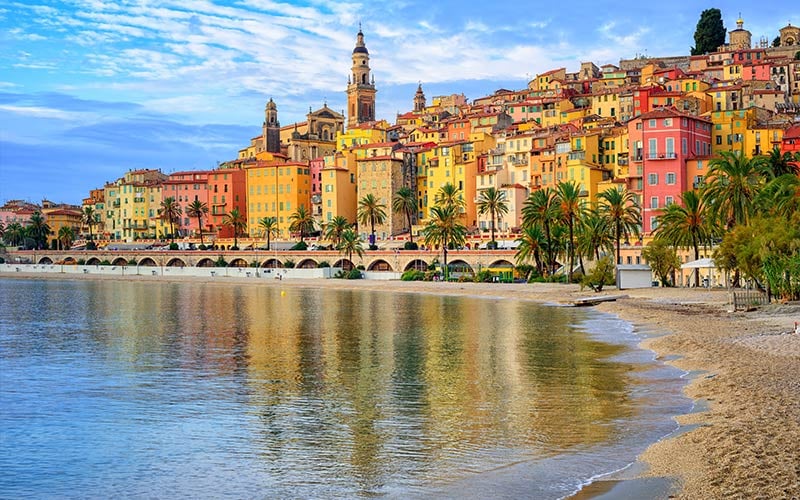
[353,46,369,54]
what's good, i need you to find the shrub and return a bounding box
[474,269,493,283]
[86,241,97,250]
[290,241,308,251]
[284,260,296,268]
[401,270,425,281]
[99,260,111,266]
[169,242,179,250]
[580,256,616,292]
[250,260,259,268]
[368,244,378,251]
[403,241,418,250]
[516,264,536,281]
[77,259,86,265]
[0,257,5,264]
[356,264,365,270]
[127,259,137,266]
[317,261,330,268]
[347,268,363,279]
[214,256,228,267]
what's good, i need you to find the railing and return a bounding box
[647,152,677,160]
[731,289,769,311]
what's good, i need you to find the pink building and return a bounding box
[164,171,211,237]
[628,107,713,234]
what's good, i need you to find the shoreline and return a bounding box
[3,272,799,498]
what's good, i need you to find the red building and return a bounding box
[164,170,211,237]
[208,165,248,238]
[781,125,800,154]
[628,107,713,234]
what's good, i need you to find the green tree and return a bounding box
[3,222,24,247]
[763,147,800,178]
[757,174,800,219]
[337,228,364,268]
[57,225,76,250]
[392,186,417,244]
[28,212,51,250]
[691,8,726,55]
[641,239,680,287]
[185,200,209,246]
[257,216,279,251]
[323,215,351,248]
[555,181,585,282]
[81,206,97,242]
[703,151,766,229]
[289,205,316,244]
[514,224,546,275]
[434,182,466,211]
[221,207,247,249]
[421,204,467,281]
[357,194,387,248]
[580,255,616,293]
[654,190,716,287]
[597,187,641,265]
[522,187,560,275]
[577,209,614,262]
[158,197,182,243]
[476,186,509,248]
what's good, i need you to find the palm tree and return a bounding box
[28,212,51,250]
[421,204,467,281]
[222,207,247,249]
[3,222,23,247]
[763,147,800,179]
[323,215,351,248]
[257,216,279,251]
[357,194,387,248]
[515,224,545,275]
[158,197,182,243]
[597,187,641,265]
[434,182,466,211]
[288,205,316,244]
[555,181,585,282]
[757,174,800,219]
[81,206,97,241]
[57,226,76,250]
[337,228,364,268]
[521,188,561,276]
[654,190,716,287]
[185,200,209,245]
[703,151,766,229]
[476,187,510,248]
[392,186,417,244]
[577,209,614,262]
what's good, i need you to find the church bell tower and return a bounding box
[346,27,376,129]
[263,98,281,153]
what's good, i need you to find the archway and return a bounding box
[261,258,282,268]
[228,258,248,268]
[86,257,101,266]
[297,258,318,269]
[448,259,473,274]
[166,258,186,268]
[38,257,53,265]
[112,257,128,266]
[489,259,514,269]
[334,259,354,271]
[139,257,157,267]
[63,257,77,265]
[367,259,393,271]
[196,258,215,268]
[404,259,429,272]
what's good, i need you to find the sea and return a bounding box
[0,278,691,499]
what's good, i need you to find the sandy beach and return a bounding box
[3,271,799,498]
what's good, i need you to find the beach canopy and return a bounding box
[681,257,716,269]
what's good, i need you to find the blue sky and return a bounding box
[1,1,797,204]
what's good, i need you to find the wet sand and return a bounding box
[3,272,799,498]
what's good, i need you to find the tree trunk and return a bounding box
[198,216,204,245]
[568,219,574,282]
[615,221,621,265]
[406,209,414,244]
[490,213,495,247]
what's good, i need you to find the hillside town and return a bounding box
[2,16,799,288]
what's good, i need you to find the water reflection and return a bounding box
[0,279,669,499]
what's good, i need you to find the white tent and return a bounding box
[681,257,716,269]
[680,258,723,287]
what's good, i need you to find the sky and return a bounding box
[1,1,798,204]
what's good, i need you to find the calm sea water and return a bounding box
[0,278,689,499]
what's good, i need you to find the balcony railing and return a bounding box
[647,152,677,160]
[568,151,586,161]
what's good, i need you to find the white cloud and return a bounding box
[0,105,82,120]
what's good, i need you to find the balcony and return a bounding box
[617,157,629,166]
[567,151,586,161]
[647,152,677,160]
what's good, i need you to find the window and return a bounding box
[663,118,672,127]
[650,216,658,230]
[649,119,656,128]
[665,196,674,206]
[650,196,658,209]
[666,172,676,184]
[648,173,658,185]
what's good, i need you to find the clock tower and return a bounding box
[346,27,376,129]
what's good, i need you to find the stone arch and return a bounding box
[112,257,128,266]
[367,259,393,271]
[63,257,77,265]
[297,258,318,269]
[166,257,186,268]
[86,257,101,266]
[228,258,248,268]
[489,259,514,269]
[334,259,354,271]
[38,256,53,265]
[139,257,157,267]
[404,259,429,272]
[196,257,215,268]
[261,258,282,268]
[448,259,473,274]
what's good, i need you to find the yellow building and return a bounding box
[42,208,82,248]
[246,160,312,238]
[745,125,785,157]
[708,109,749,155]
[321,153,357,225]
[592,89,623,120]
[103,169,168,241]
[565,132,613,202]
[336,120,388,150]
